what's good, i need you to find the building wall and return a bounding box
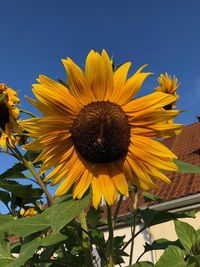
[103,224,155,266]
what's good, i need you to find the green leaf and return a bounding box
[9,233,68,267]
[47,194,90,233]
[24,150,41,162]
[0,215,14,224]
[0,232,15,267]
[0,195,89,238]
[0,163,28,179]
[87,206,104,227]
[144,238,183,252]
[155,245,186,267]
[175,160,200,173]
[139,208,195,227]
[0,258,15,267]
[0,191,10,206]
[142,192,164,203]
[0,180,43,205]
[186,256,198,267]
[0,212,50,237]
[174,220,198,251]
[130,262,154,267]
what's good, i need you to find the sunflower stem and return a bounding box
[79,210,93,267]
[129,187,138,266]
[107,203,114,267]
[12,145,54,206]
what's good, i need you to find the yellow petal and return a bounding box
[73,170,93,199]
[110,62,131,102]
[123,92,176,114]
[117,65,152,105]
[91,177,102,209]
[62,58,94,105]
[55,158,85,196]
[85,50,112,101]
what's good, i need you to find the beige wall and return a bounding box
[149,211,200,261]
[103,225,155,266]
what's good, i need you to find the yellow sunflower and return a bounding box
[0,84,20,150]
[155,73,179,109]
[20,207,37,217]
[21,50,182,208]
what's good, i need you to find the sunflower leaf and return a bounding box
[46,194,90,233]
[129,262,154,267]
[144,238,183,252]
[155,245,186,267]
[139,208,195,227]
[0,229,16,267]
[142,192,164,203]
[0,163,27,179]
[0,212,50,237]
[8,233,68,267]
[174,220,198,251]
[0,180,43,205]
[174,159,200,173]
[0,191,10,206]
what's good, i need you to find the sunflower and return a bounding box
[155,73,179,109]
[0,84,20,150]
[20,207,37,217]
[21,50,182,208]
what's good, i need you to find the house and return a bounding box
[103,120,200,265]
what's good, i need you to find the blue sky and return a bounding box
[1,0,200,210]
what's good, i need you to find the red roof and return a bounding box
[117,121,200,216]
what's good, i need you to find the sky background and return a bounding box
[1,0,200,211]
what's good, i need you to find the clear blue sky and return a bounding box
[1,0,200,210]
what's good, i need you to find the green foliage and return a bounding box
[9,233,68,267]
[144,238,183,252]
[0,163,28,180]
[46,194,90,233]
[0,190,10,207]
[142,192,164,203]
[139,208,195,227]
[113,235,129,264]
[174,220,198,252]
[155,245,186,267]
[0,180,43,207]
[87,206,104,227]
[174,159,200,173]
[130,262,154,267]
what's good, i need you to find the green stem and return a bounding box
[12,146,54,206]
[129,189,138,266]
[107,204,114,267]
[79,210,93,267]
[122,226,146,251]
[113,194,123,225]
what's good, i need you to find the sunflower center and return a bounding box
[0,102,9,131]
[71,101,131,163]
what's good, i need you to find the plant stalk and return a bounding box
[12,145,54,206]
[107,204,114,267]
[79,210,93,267]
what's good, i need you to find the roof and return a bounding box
[117,121,200,216]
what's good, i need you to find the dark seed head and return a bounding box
[0,102,9,131]
[71,101,130,164]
